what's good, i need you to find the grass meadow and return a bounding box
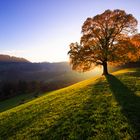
[0,68,140,139]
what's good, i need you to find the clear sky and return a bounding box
[0,0,140,62]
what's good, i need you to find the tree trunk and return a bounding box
[102,61,109,75]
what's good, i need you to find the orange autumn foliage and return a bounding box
[68,9,140,75]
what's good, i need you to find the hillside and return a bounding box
[0,54,30,63]
[0,68,140,139]
[0,61,100,82]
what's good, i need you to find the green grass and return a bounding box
[0,68,140,139]
[0,92,46,113]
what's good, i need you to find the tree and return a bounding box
[68,9,140,75]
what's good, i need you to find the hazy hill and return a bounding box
[0,61,101,82]
[0,68,140,139]
[0,54,30,63]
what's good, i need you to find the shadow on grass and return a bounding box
[41,80,120,140]
[106,74,140,138]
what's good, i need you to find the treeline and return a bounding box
[0,81,45,100]
[0,79,78,101]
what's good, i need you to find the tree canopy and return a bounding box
[68,9,140,75]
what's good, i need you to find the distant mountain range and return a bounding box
[0,54,30,63]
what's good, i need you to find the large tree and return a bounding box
[68,9,140,75]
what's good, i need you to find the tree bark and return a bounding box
[102,61,109,75]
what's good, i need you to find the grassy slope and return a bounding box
[0,71,100,113]
[0,92,50,113]
[0,69,140,140]
[0,69,100,113]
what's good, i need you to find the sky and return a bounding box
[0,0,140,62]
